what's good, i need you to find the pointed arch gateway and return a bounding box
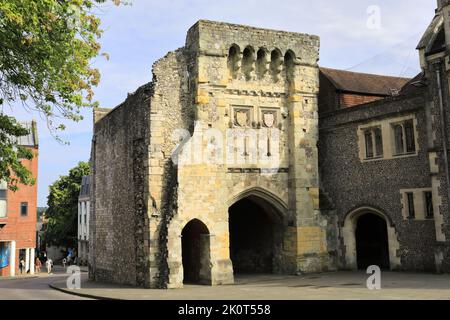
[181,219,212,284]
[342,207,401,270]
[228,188,287,275]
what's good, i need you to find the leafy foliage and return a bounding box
[0,0,125,189]
[0,114,35,191]
[43,161,90,248]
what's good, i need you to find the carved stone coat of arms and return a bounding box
[235,110,249,127]
[262,112,276,128]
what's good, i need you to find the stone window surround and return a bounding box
[363,126,383,159]
[400,188,434,221]
[391,119,416,156]
[406,192,415,219]
[358,114,419,162]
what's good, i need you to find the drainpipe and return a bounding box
[435,64,450,209]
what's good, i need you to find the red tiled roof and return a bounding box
[320,67,411,96]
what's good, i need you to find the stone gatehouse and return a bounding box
[89,2,450,289]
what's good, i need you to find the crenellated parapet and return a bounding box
[226,45,298,83]
[186,20,319,90]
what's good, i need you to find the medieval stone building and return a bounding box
[89,1,450,288]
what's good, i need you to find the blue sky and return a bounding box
[8,0,437,206]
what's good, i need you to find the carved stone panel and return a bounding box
[233,107,252,127]
[260,108,278,128]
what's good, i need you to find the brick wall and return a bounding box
[319,70,389,112]
[339,93,385,108]
[0,147,38,276]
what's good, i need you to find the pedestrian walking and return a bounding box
[46,258,53,274]
[19,259,25,274]
[35,257,42,273]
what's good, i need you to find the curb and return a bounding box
[0,276,39,281]
[48,283,121,300]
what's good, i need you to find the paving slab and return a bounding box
[50,271,450,300]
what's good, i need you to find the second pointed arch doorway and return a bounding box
[181,219,211,285]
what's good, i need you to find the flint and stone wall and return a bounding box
[91,20,334,288]
[425,62,450,272]
[89,84,152,286]
[319,91,438,271]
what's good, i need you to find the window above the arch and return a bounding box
[400,188,434,220]
[363,127,383,159]
[358,115,419,162]
[391,119,417,157]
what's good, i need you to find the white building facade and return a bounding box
[78,175,90,266]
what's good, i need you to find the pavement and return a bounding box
[49,271,450,300]
[0,265,92,300]
[0,274,38,281]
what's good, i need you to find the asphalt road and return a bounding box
[0,268,91,300]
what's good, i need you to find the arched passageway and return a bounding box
[355,213,390,270]
[181,219,211,284]
[228,196,283,274]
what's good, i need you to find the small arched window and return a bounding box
[256,49,269,79]
[270,49,283,81]
[242,46,255,81]
[227,45,241,80]
[284,50,296,82]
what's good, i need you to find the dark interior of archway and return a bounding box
[356,214,390,270]
[229,198,275,274]
[182,220,209,284]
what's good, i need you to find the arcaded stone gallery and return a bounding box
[89,1,450,289]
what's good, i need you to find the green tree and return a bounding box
[0,114,35,191]
[0,0,125,190]
[43,161,90,248]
